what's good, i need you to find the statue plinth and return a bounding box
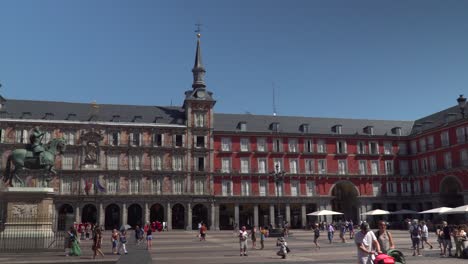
[0,187,57,251]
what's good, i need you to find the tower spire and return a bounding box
[192,24,206,89]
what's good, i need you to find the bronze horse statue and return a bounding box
[3,137,67,187]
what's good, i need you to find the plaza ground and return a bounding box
[0,230,466,264]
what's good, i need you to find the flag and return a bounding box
[96,178,106,193]
[84,179,92,195]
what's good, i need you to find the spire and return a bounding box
[192,33,206,89]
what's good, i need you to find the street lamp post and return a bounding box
[273,164,285,228]
[457,94,466,118]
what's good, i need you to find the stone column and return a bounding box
[269,204,275,228]
[98,203,105,227]
[144,202,150,224]
[234,204,239,227]
[166,202,172,230]
[253,204,259,227]
[121,203,127,225]
[214,204,220,230]
[75,204,81,223]
[301,204,307,228]
[210,202,215,230]
[285,204,291,224]
[322,202,332,223]
[186,202,192,230]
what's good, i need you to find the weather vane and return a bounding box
[195,22,202,38]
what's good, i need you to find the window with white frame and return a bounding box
[275,181,284,197]
[173,178,183,194]
[151,177,162,195]
[306,181,315,196]
[444,152,452,169]
[399,160,409,176]
[129,178,140,194]
[61,177,72,194]
[359,160,367,175]
[151,155,162,171]
[273,138,282,152]
[386,182,397,195]
[257,137,266,152]
[259,180,268,196]
[429,155,437,171]
[107,155,119,170]
[318,159,327,174]
[338,159,347,174]
[290,180,299,196]
[398,142,407,155]
[357,141,366,154]
[221,158,231,173]
[456,126,467,144]
[427,136,434,150]
[441,131,449,147]
[174,134,184,147]
[258,158,267,173]
[172,155,183,171]
[419,138,426,153]
[194,112,206,127]
[423,180,430,194]
[317,139,326,153]
[288,138,298,152]
[421,158,428,173]
[460,149,468,166]
[195,156,205,172]
[384,142,392,155]
[153,133,163,147]
[410,140,418,154]
[385,160,394,175]
[195,136,205,148]
[15,129,28,143]
[401,182,410,195]
[61,155,74,170]
[305,159,314,174]
[43,131,52,144]
[369,141,379,155]
[221,137,232,151]
[109,132,119,146]
[372,182,382,196]
[240,138,250,152]
[289,159,298,174]
[273,158,283,172]
[222,180,233,196]
[194,178,205,195]
[0,128,5,143]
[107,177,118,194]
[129,132,141,146]
[370,160,379,175]
[412,159,419,174]
[413,181,420,194]
[240,158,250,173]
[129,155,141,170]
[336,140,347,154]
[304,139,313,153]
[241,180,250,196]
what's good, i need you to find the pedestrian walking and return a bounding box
[355,222,381,264]
[146,224,153,250]
[327,223,335,243]
[118,229,128,255]
[135,225,144,245]
[349,220,355,239]
[92,228,104,259]
[250,226,257,249]
[276,237,289,259]
[339,223,347,243]
[375,220,395,254]
[239,226,248,256]
[260,226,267,250]
[67,226,81,256]
[409,219,422,256]
[200,223,207,241]
[111,229,119,254]
[420,221,433,250]
[313,223,321,250]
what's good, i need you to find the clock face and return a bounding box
[196,90,206,98]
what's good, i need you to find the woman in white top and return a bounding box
[420,221,433,250]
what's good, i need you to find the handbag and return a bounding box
[286,246,291,253]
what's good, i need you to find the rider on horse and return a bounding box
[29,126,46,165]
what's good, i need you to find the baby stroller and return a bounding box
[276,237,290,259]
[386,249,406,264]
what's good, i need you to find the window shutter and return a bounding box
[139,133,142,146]
[129,133,134,146]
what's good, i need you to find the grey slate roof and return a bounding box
[1,99,186,125]
[411,105,463,134]
[214,113,414,136]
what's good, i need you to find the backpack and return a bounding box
[411,225,419,237]
[387,249,406,264]
[373,254,395,264]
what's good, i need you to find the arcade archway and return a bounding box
[172,204,185,229]
[150,203,164,222]
[331,181,359,222]
[440,176,464,223]
[57,204,74,231]
[219,204,234,230]
[105,204,120,230]
[82,204,97,224]
[192,204,208,230]
[128,204,143,228]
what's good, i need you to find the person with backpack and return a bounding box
[409,219,422,256]
[376,220,395,254]
[313,223,321,250]
[355,222,381,264]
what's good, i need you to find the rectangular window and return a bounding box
[43,131,51,144]
[288,138,298,152]
[370,160,379,175]
[336,140,347,154]
[257,137,266,152]
[241,180,251,196]
[273,138,282,152]
[357,141,366,154]
[259,180,267,196]
[289,159,298,174]
[258,158,267,173]
[369,141,379,155]
[196,157,205,172]
[386,182,396,195]
[385,160,394,175]
[460,149,468,166]
[221,158,231,173]
[318,159,327,174]
[109,132,119,146]
[129,155,140,170]
[401,182,410,195]
[412,159,419,174]
[194,178,205,195]
[173,178,183,194]
[273,158,283,172]
[221,137,232,151]
[372,182,381,196]
[399,160,409,176]
[410,140,418,154]
[240,158,250,173]
[419,138,426,153]
[304,139,313,153]
[194,112,206,127]
[429,155,437,171]
[384,142,392,155]
[276,181,284,197]
[290,181,299,196]
[414,181,420,194]
[456,126,467,144]
[129,178,140,194]
[129,132,141,146]
[62,155,74,170]
[107,155,119,170]
[305,159,314,174]
[306,181,315,196]
[427,136,434,150]
[222,180,233,196]
[423,180,430,194]
[398,142,407,155]
[421,158,428,173]
[154,133,163,147]
[441,131,450,147]
[195,136,205,148]
[107,177,118,194]
[359,160,367,175]
[174,134,183,147]
[317,139,326,153]
[60,177,72,194]
[152,155,162,171]
[16,129,28,143]
[240,138,250,152]
[444,152,452,169]
[338,159,347,174]
[151,178,162,195]
[173,156,183,171]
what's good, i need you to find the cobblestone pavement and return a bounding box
[1,230,466,264]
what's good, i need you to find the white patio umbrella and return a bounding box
[361,209,390,216]
[418,207,453,214]
[441,205,468,214]
[306,210,344,216]
[391,209,419,215]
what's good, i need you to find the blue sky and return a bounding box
[1,0,468,121]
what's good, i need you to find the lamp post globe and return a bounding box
[457,94,466,118]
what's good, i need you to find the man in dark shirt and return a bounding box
[440,221,453,257]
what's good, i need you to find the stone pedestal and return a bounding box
[0,187,57,251]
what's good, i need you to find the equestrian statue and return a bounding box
[3,127,66,187]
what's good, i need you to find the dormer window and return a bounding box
[21,112,31,119]
[66,113,77,120]
[271,122,280,132]
[444,113,457,123]
[132,115,143,122]
[43,113,54,120]
[300,124,309,133]
[111,115,120,122]
[332,125,342,134]
[364,126,374,135]
[391,127,402,136]
[238,122,247,132]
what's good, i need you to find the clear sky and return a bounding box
[1,0,468,121]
